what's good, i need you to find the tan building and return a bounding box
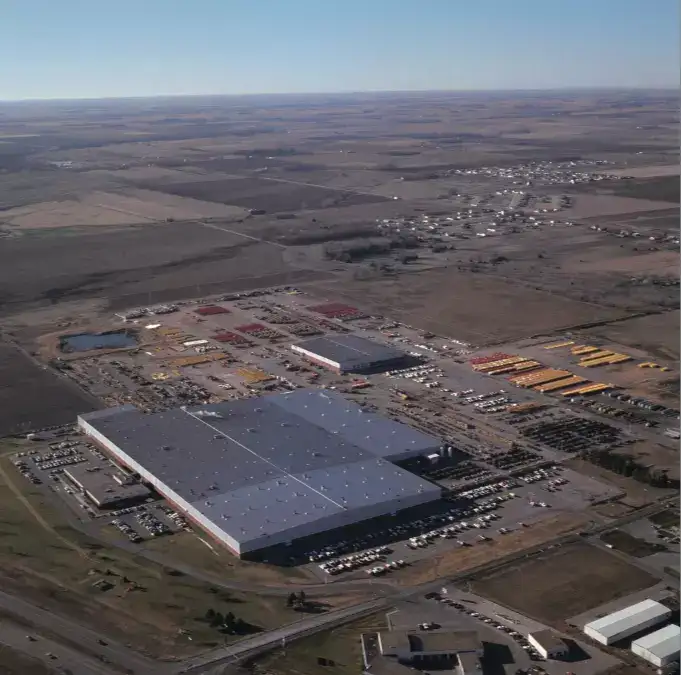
[527,630,569,660]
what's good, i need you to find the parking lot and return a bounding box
[8,436,196,547]
[304,465,620,582]
[391,592,619,675]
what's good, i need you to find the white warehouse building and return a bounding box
[631,625,680,668]
[584,600,672,646]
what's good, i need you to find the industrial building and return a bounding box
[583,600,672,646]
[363,628,482,674]
[631,625,680,668]
[377,629,482,663]
[78,389,442,556]
[63,464,150,509]
[291,334,407,373]
[527,630,569,660]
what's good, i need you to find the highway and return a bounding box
[0,496,675,674]
[0,588,156,675]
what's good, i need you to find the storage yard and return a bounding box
[1,284,673,576]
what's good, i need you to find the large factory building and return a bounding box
[291,335,408,374]
[78,389,442,557]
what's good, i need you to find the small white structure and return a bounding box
[631,625,680,667]
[183,339,209,347]
[584,600,671,646]
[528,630,569,659]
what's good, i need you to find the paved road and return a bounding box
[1,497,676,674]
[175,600,387,674]
[0,589,156,675]
[0,615,116,675]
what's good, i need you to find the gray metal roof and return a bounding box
[585,600,671,639]
[293,334,405,370]
[632,624,680,659]
[272,389,437,459]
[80,389,441,546]
[64,464,150,506]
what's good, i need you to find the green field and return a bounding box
[244,613,387,675]
[0,454,311,658]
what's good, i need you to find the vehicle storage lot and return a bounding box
[470,542,660,624]
[0,344,97,437]
[304,466,619,583]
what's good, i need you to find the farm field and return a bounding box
[582,310,680,361]
[142,176,390,212]
[0,343,97,436]
[315,268,628,345]
[0,221,317,314]
[470,542,659,624]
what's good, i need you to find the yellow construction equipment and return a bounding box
[579,350,614,363]
[580,353,631,368]
[473,356,526,372]
[543,341,574,350]
[534,375,587,393]
[510,360,542,372]
[561,382,612,396]
[170,352,228,367]
[571,345,599,355]
[511,369,573,387]
[236,367,274,384]
[508,402,547,414]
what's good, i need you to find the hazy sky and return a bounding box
[1,0,678,100]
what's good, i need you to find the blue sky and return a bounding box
[1,0,678,100]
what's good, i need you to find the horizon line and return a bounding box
[1,85,677,105]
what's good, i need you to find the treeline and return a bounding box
[203,608,259,635]
[583,448,679,489]
[281,225,378,246]
[324,236,420,263]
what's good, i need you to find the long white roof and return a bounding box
[632,624,680,659]
[585,600,671,639]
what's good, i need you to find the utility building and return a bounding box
[528,630,569,660]
[584,600,672,646]
[631,625,680,667]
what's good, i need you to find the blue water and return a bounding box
[60,331,137,353]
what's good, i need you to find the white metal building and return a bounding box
[631,625,680,667]
[527,630,569,659]
[584,600,672,646]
